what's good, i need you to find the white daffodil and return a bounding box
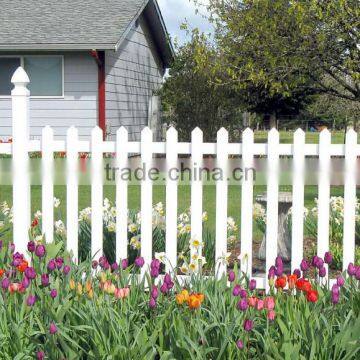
[107,221,116,232]
[54,197,61,208]
[155,252,166,264]
[128,223,138,234]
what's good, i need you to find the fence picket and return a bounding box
[317,129,331,280]
[11,67,30,256]
[116,127,129,263]
[241,128,254,277]
[191,127,204,267]
[266,129,279,289]
[91,127,104,259]
[66,127,79,261]
[42,126,54,243]
[166,127,178,273]
[215,128,228,278]
[342,129,357,269]
[141,127,153,270]
[291,129,305,272]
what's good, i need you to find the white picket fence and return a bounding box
[2,67,359,289]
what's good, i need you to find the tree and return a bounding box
[197,0,359,104]
[160,31,243,141]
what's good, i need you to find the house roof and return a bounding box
[0,0,174,66]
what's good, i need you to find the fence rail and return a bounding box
[2,67,359,290]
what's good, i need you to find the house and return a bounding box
[0,0,174,140]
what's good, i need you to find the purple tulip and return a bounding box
[319,266,326,278]
[134,257,145,268]
[151,259,161,270]
[111,262,119,271]
[160,282,168,294]
[21,276,30,289]
[347,263,356,276]
[316,258,324,269]
[41,274,50,287]
[237,298,248,311]
[55,257,64,269]
[92,260,98,269]
[331,285,340,304]
[49,322,57,335]
[26,295,36,306]
[293,269,301,278]
[10,243,15,253]
[331,291,340,304]
[151,286,159,300]
[50,289,58,299]
[243,319,253,332]
[324,252,333,264]
[150,268,159,278]
[63,265,70,275]
[355,267,360,281]
[27,241,36,253]
[268,266,276,279]
[1,278,10,290]
[149,297,157,309]
[121,259,128,270]
[275,266,283,277]
[332,284,340,294]
[236,340,244,349]
[12,252,23,267]
[24,267,36,280]
[35,245,46,258]
[232,285,242,297]
[336,276,345,287]
[249,279,256,291]
[300,259,309,272]
[164,273,172,285]
[275,256,283,268]
[47,259,56,272]
[0,240,2,250]
[239,289,247,299]
[228,270,235,282]
[36,351,45,360]
[311,255,320,267]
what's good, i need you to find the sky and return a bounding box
[157,0,212,45]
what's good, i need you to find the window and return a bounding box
[0,56,63,97]
[0,58,21,95]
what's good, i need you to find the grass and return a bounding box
[1,184,356,241]
[252,130,359,143]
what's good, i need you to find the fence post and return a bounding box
[11,67,31,256]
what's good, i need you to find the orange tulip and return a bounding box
[17,260,28,273]
[287,274,298,289]
[188,295,201,309]
[0,269,5,278]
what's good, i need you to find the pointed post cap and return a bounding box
[11,67,30,85]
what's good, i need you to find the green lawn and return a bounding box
[0,184,355,242]
[252,130,358,144]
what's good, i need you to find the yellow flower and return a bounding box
[77,283,83,295]
[88,289,94,299]
[176,294,185,305]
[180,290,189,302]
[190,239,203,248]
[69,279,75,290]
[85,280,92,293]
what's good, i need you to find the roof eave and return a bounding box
[0,44,115,51]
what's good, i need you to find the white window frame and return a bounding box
[0,55,64,99]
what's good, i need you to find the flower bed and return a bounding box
[0,238,359,359]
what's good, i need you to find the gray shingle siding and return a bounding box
[105,16,164,141]
[0,52,98,139]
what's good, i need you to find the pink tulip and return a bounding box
[256,299,264,311]
[267,310,276,321]
[264,296,275,310]
[115,287,130,299]
[248,296,257,307]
